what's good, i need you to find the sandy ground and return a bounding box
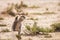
[0,0,60,40]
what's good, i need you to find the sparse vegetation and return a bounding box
[51,23,60,32]
[1,29,10,32]
[25,25,31,31]
[38,27,54,35]
[30,18,34,20]
[5,1,27,16]
[15,2,28,9]
[0,39,11,40]
[29,18,38,20]
[8,11,16,16]
[29,5,40,8]
[25,22,54,35]
[40,28,52,33]
[1,3,16,16]
[29,12,55,15]
[31,22,40,34]
[0,24,7,27]
[6,5,16,16]
[43,12,55,14]
[35,18,38,20]
[22,4,28,7]
[20,1,28,8]
[16,34,21,39]
[0,0,60,40]
[25,22,40,35]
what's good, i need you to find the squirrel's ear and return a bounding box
[15,16,18,20]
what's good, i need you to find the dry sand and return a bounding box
[0,0,60,40]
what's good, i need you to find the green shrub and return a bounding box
[31,22,41,34]
[1,29,10,32]
[0,18,4,20]
[25,26,54,35]
[25,25,31,31]
[38,27,54,35]
[44,27,54,33]
[25,22,54,35]
[51,23,60,32]
[25,22,40,35]
[36,27,54,33]
[31,26,39,34]
[39,28,45,32]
